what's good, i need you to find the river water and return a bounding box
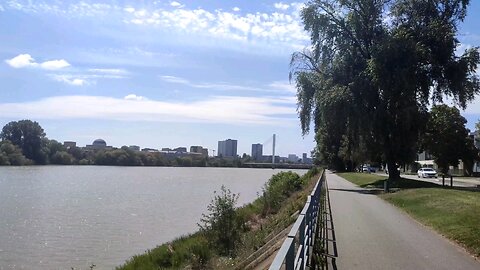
[0,166,306,270]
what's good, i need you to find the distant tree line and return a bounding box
[0,119,252,167]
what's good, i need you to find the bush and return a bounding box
[262,171,303,215]
[50,151,73,165]
[151,246,172,267]
[189,237,212,269]
[198,186,243,256]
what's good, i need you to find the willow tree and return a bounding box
[292,0,480,180]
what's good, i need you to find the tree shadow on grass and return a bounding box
[362,178,480,193]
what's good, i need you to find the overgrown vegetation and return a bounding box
[117,167,321,269]
[198,186,242,257]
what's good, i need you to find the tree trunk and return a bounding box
[387,160,400,181]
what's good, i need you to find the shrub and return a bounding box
[262,171,303,215]
[198,186,243,256]
[189,237,212,269]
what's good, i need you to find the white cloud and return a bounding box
[50,75,86,86]
[0,95,296,125]
[274,2,290,10]
[4,2,309,50]
[49,69,128,85]
[124,7,135,13]
[88,68,129,75]
[39,59,70,70]
[124,94,147,101]
[122,3,308,48]
[159,75,190,84]
[170,1,184,8]
[268,81,296,93]
[5,54,36,68]
[5,54,70,70]
[160,75,297,93]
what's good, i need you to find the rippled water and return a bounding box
[0,166,305,270]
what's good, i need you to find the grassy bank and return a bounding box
[338,172,480,257]
[117,167,322,269]
[382,188,480,257]
[337,172,439,188]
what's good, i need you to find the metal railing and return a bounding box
[269,170,326,270]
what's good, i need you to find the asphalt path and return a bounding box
[327,171,480,270]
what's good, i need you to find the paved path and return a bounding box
[327,171,480,270]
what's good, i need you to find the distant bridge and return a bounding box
[242,163,313,169]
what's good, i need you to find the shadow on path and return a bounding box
[329,188,382,195]
[325,178,338,270]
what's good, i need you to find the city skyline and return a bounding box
[0,0,479,158]
[63,136,310,158]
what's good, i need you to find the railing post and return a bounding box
[286,239,295,270]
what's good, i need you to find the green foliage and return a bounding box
[423,105,478,175]
[261,171,304,215]
[117,233,212,270]
[50,151,74,165]
[0,140,31,165]
[292,0,480,179]
[1,120,48,164]
[198,186,242,256]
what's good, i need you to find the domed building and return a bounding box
[92,139,107,148]
[86,138,110,150]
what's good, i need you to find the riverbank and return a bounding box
[116,167,321,269]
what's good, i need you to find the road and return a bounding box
[327,171,480,270]
[375,172,480,188]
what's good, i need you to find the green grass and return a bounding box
[337,172,386,187]
[337,172,439,189]
[382,189,480,257]
[337,172,480,258]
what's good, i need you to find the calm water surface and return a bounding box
[0,166,306,270]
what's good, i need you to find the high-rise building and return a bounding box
[251,143,263,161]
[190,146,208,157]
[128,145,140,151]
[63,141,76,149]
[174,147,187,153]
[218,139,237,157]
[288,154,299,163]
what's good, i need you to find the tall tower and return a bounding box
[272,134,276,164]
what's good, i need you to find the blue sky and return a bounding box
[0,0,479,157]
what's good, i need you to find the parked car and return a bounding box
[417,167,438,178]
[362,165,369,172]
[362,164,376,173]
